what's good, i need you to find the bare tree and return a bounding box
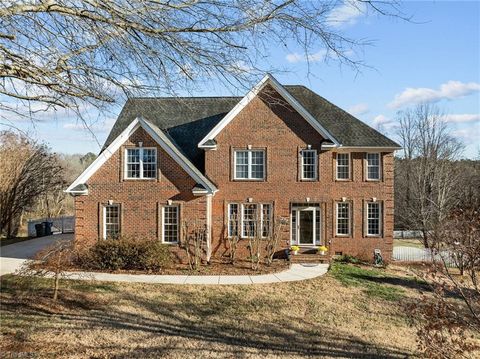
[181,220,206,271]
[0,130,65,237]
[265,216,287,266]
[1,1,406,125]
[18,239,82,301]
[395,104,464,247]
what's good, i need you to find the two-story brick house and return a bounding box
[66,74,400,262]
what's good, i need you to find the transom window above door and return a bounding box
[234,149,265,180]
[300,149,318,180]
[125,147,157,179]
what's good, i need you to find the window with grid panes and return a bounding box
[336,153,350,180]
[125,148,157,179]
[234,150,265,180]
[367,202,381,236]
[336,202,350,235]
[105,204,120,239]
[301,150,317,180]
[366,153,380,180]
[163,205,179,243]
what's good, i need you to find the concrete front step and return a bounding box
[290,254,331,264]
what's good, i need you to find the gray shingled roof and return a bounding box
[103,85,400,170]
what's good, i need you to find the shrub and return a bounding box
[78,237,171,271]
[334,254,362,264]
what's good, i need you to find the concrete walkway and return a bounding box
[62,263,330,285]
[0,233,330,284]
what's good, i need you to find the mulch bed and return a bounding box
[60,257,289,276]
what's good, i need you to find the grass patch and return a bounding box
[330,262,407,301]
[393,239,424,249]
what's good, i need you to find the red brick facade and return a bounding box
[74,86,394,262]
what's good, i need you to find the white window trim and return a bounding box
[124,147,158,180]
[161,205,180,244]
[227,203,239,238]
[300,149,318,181]
[336,153,351,181]
[238,203,271,238]
[366,201,382,237]
[365,152,381,181]
[233,149,266,181]
[103,204,120,240]
[335,202,351,236]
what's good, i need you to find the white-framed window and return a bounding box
[301,149,317,180]
[227,203,271,238]
[104,204,120,239]
[366,202,382,236]
[336,153,350,180]
[366,153,381,180]
[336,202,351,236]
[162,205,179,243]
[234,150,265,180]
[228,203,239,237]
[125,147,157,179]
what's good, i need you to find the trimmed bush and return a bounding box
[78,238,171,271]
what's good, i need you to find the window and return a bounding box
[125,147,157,179]
[301,149,317,180]
[242,204,258,237]
[234,150,265,180]
[336,202,350,236]
[366,153,381,180]
[366,202,382,236]
[228,203,239,237]
[104,204,120,239]
[336,153,350,180]
[228,203,271,238]
[163,205,179,243]
[261,204,271,237]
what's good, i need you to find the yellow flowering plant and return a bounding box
[290,245,300,252]
[318,246,328,252]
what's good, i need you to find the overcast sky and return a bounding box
[2,1,479,158]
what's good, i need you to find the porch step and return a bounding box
[290,253,331,264]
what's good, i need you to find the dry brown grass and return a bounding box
[0,263,476,358]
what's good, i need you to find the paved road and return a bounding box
[0,233,73,275]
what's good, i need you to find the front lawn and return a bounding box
[0,262,476,358]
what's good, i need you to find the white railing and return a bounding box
[27,216,75,237]
[393,246,457,267]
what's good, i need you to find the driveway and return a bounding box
[0,233,73,276]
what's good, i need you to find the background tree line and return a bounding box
[0,130,96,238]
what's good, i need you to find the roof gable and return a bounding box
[66,118,218,194]
[198,74,340,148]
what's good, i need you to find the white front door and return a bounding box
[292,206,319,246]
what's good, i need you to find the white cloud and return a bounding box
[285,49,327,64]
[389,81,480,108]
[372,114,397,130]
[441,114,480,123]
[348,103,369,116]
[326,1,366,28]
[63,118,115,133]
[452,123,480,143]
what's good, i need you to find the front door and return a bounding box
[297,208,315,245]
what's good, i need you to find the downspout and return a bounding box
[206,193,213,263]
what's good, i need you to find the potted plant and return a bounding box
[318,245,328,255]
[290,245,300,255]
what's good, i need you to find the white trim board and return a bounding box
[198,73,340,148]
[65,117,218,195]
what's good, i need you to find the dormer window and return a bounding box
[125,147,157,179]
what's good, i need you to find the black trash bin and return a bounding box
[43,221,53,236]
[35,223,45,237]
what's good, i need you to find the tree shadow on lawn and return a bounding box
[2,287,413,358]
[349,273,432,292]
